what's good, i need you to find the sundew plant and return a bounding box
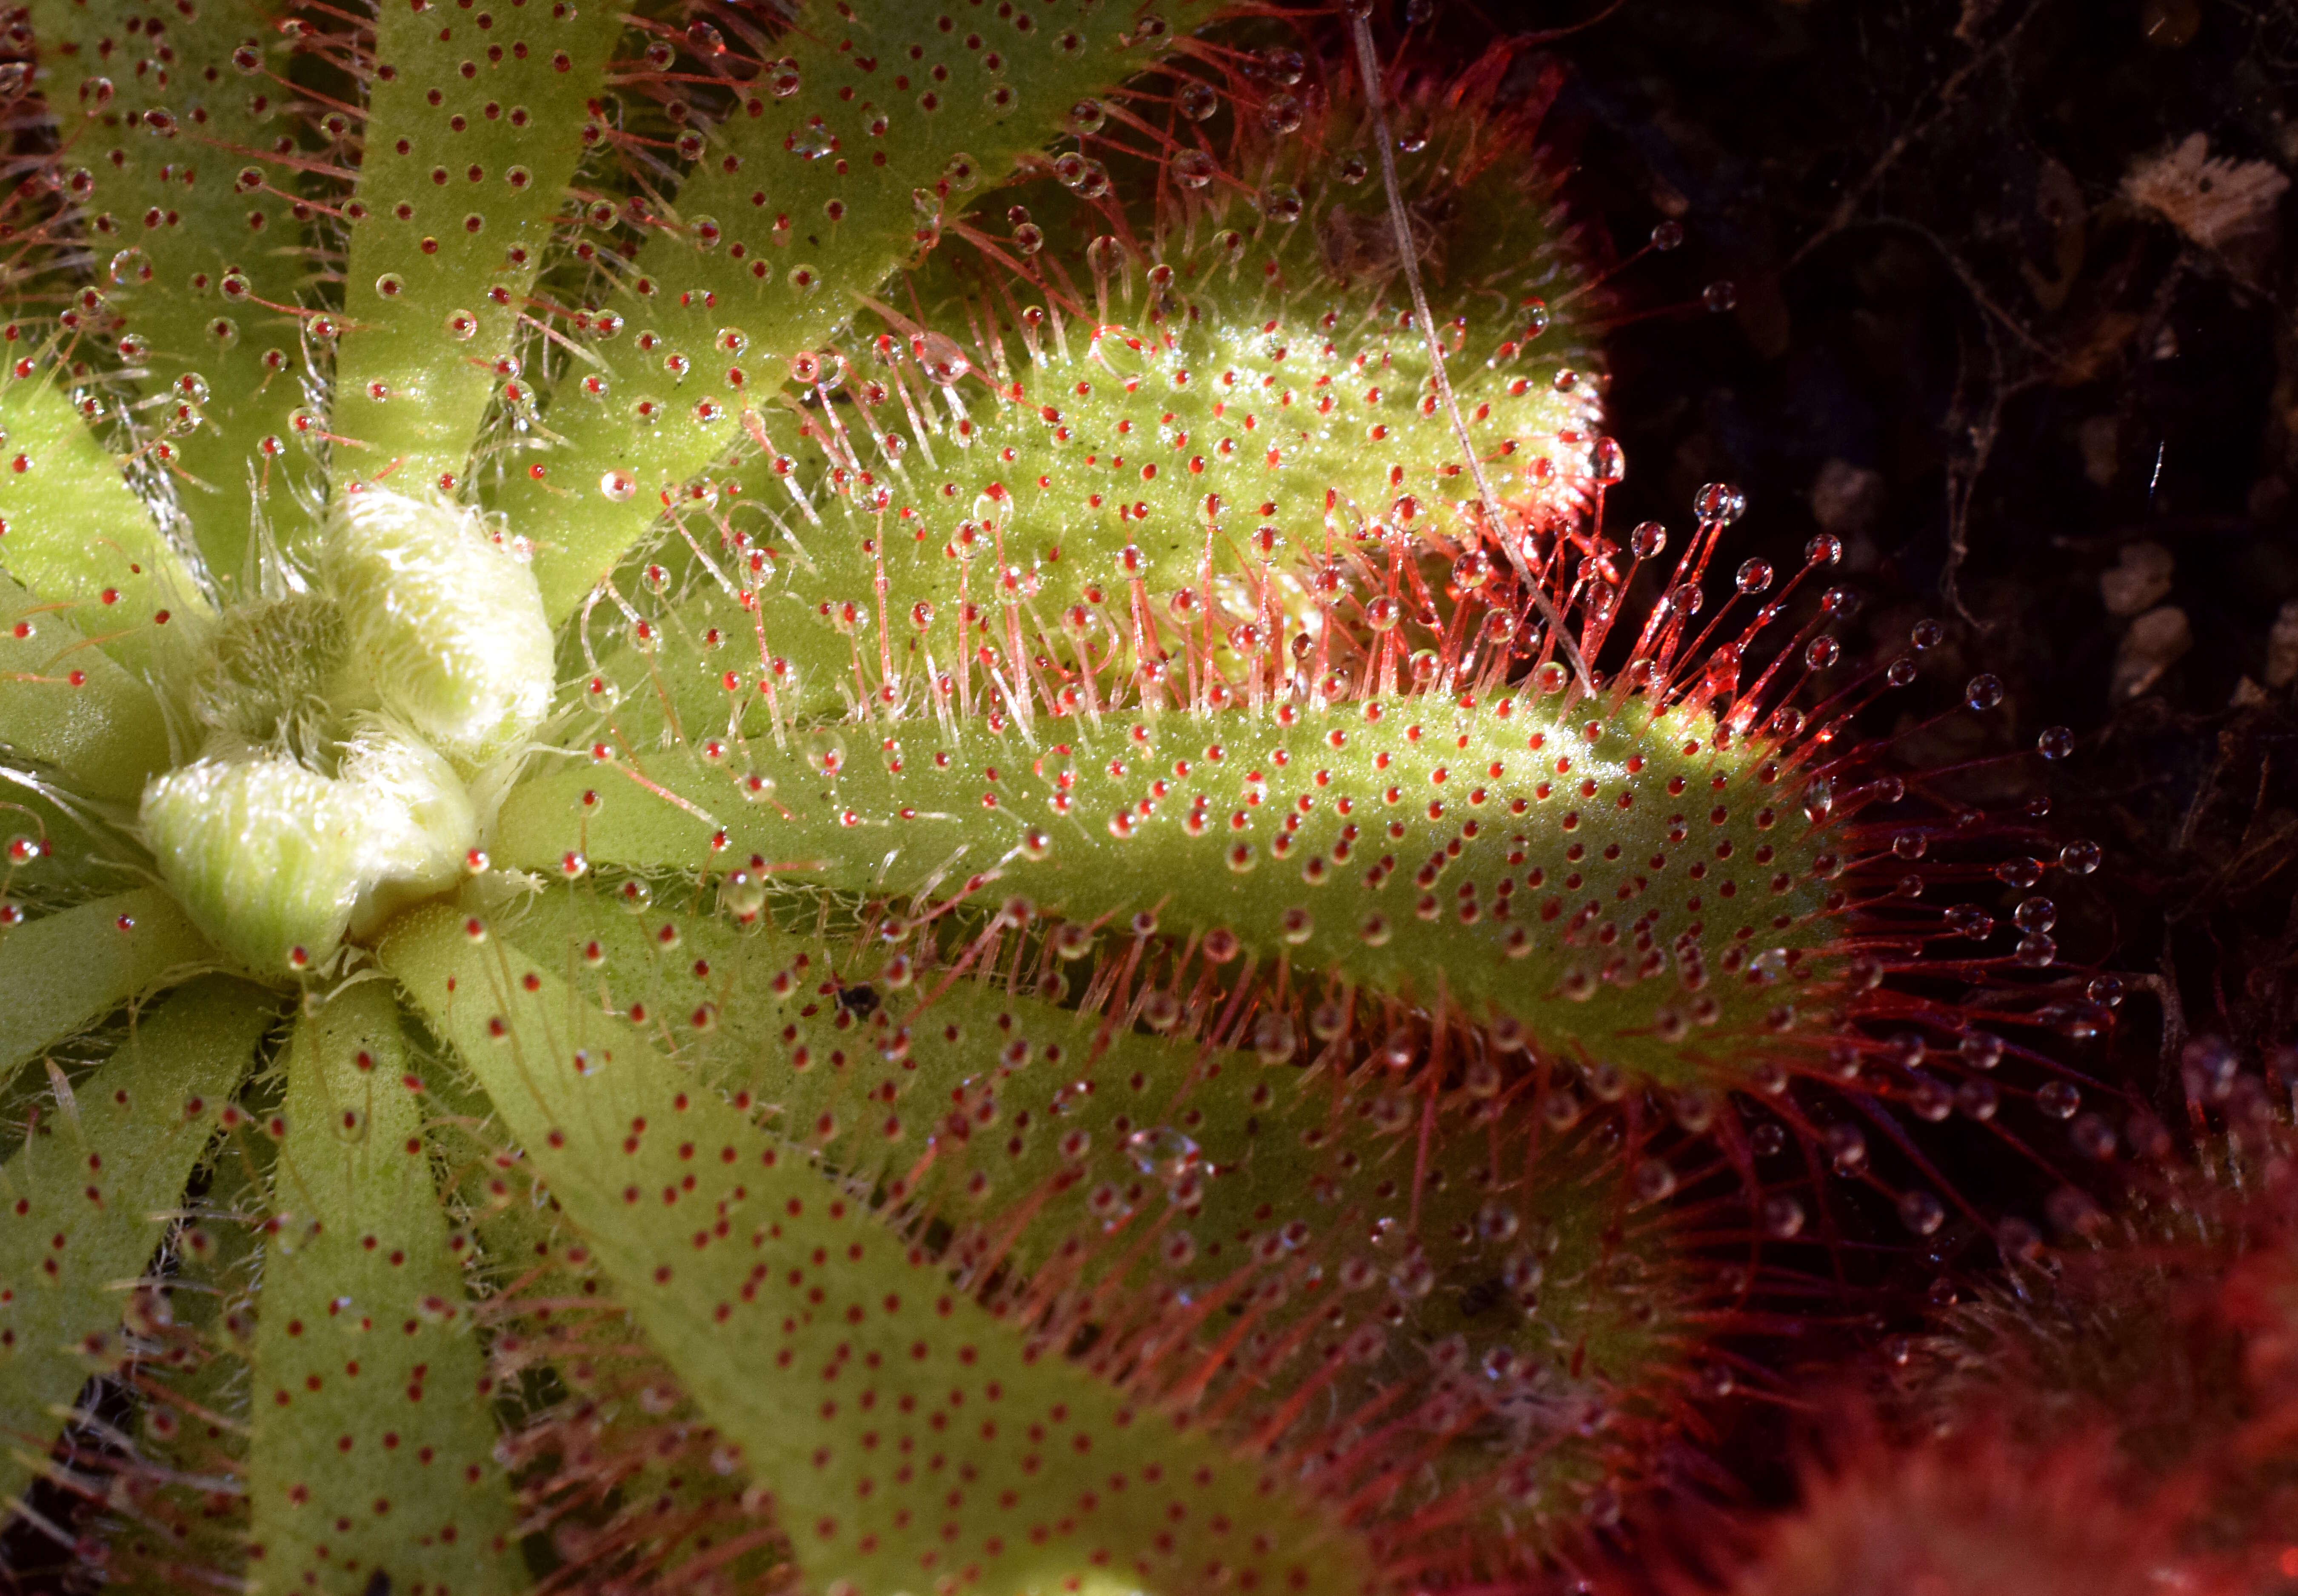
[0,1,2108,1593]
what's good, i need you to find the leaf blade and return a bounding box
[380,899,1373,1595]
[0,570,171,802]
[245,979,521,1596]
[0,975,273,1509]
[0,890,217,1075]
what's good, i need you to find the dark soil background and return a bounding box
[1447,0,2298,1544]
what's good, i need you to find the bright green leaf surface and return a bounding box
[0,570,172,802]
[0,889,216,1074]
[516,0,1205,619]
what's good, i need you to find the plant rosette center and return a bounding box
[140,488,554,975]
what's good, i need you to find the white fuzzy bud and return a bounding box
[141,720,478,974]
[339,716,479,934]
[323,488,554,772]
[141,755,374,974]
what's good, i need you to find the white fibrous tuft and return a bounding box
[323,488,554,773]
[140,720,478,974]
[340,716,479,934]
[140,755,374,974]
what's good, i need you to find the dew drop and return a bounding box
[1252,1013,1297,1065]
[1693,481,1746,523]
[598,469,637,502]
[1125,1125,1203,1190]
[1261,46,1305,84]
[374,272,405,299]
[1824,1123,1867,1172]
[719,872,766,923]
[107,247,151,288]
[1172,148,1216,189]
[2035,1080,2081,1119]
[1960,1031,2004,1070]
[1908,1075,1953,1122]
[1177,81,1219,121]
[1589,436,1625,485]
[915,331,971,386]
[806,727,847,777]
[1475,1201,1519,1244]
[1142,991,1183,1033]
[1261,184,1304,224]
[2015,932,2058,968]
[2070,1113,2117,1159]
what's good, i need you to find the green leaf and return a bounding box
[0,570,172,803]
[498,689,1842,1089]
[329,3,628,493]
[514,0,1204,620]
[95,1095,272,1592]
[29,0,319,586]
[0,783,140,927]
[474,1142,796,1594]
[0,360,207,677]
[577,61,1602,728]
[504,885,1705,1546]
[245,979,520,1596]
[0,890,217,1074]
[0,975,273,1508]
[381,899,1376,1594]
